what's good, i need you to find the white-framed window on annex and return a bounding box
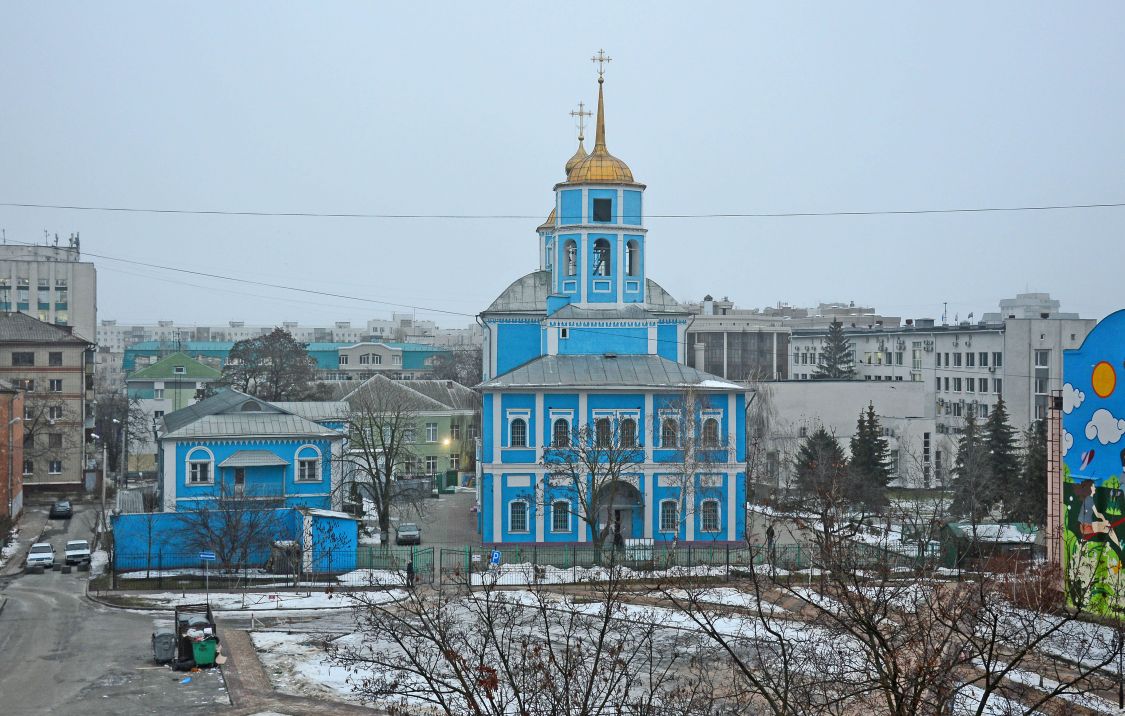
[660,417,679,448]
[700,499,721,533]
[426,422,438,443]
[659,499,678,533]
[701,417,721,447]
[508,413,530,448]
[552,418,570,447]
[509,500,530,533]
[551,500,570,532]
[186,447,214,485]
[296,445,322,482]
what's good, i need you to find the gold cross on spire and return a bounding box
[591,49,612,80]
[570,101,592,141]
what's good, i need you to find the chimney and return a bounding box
[694,342,706,368]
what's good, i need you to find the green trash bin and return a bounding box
[191,637,218,667]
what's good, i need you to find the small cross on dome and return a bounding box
[591,49,612,81]
[570,101,592,141]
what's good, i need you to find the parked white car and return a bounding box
[64,539,91,565]
[25,543,56,569]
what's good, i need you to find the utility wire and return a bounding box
[3,200,1125,220]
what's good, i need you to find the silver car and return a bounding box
[25,543,56,569]
[396,523,422,545]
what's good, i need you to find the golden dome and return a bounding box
[566,77,635,184]
[537,208,556,232]
[564,140,587,174]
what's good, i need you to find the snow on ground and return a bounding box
[662,587,787,613]
[252,631,358,702]
[952,684,1036,715]
[469,562,733,585]
[0,527,20,569]
[123,588,406,611]
[335,568,409,586]
[118,567,276,580]
[89,549,109,577]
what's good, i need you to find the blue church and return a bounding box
[478,60,747,546]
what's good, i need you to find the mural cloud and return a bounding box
[1085,408,1125,445]
[1063,429,1074,456]
[1062,383,1085,415]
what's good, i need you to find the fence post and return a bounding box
[158,549,163,589]
[725,544,730,582]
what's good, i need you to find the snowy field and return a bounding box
[123,588,405,611]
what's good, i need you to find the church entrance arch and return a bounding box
[594,479,643,543]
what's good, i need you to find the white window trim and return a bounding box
[659,499,679,533]
[551,500,571,532]
[509,499,531,534]
[295,444,323,482]
[48,460,63,475]
[700,498,721,533]
[185,446,215,485]
[425,422,438,443]
[506,410,531,448]
[658,412,680,448]
[551,416,571,447]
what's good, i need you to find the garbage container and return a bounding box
[152,632,177,664]
[191,637,218,667]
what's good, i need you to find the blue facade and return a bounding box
[476,73,745,546]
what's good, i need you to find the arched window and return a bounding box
[240,400,262,412]
[659,500,679,533]
[565,240,577,276]
[619,418,637,448]
[552,418,570,447]
[700,500,721,533]
[592,238,611,276]
[701,418,720,448]
[295,445,322,482]
[186,447,214,485]
[509,418,527,448]
[545,244,553,269]
[551,501,570,532]
[595,417,612,447]
[661,418,679,448]
[509,500,529,533]
[626,240,640,276]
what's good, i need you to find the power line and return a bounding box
[3,200,1125,220]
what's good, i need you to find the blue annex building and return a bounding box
[477,60,747,546]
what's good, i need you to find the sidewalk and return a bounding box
[221,628,387,715]
[0,507,50,577]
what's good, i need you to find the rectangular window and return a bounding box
[393,355,402,365]
[297,458,319,481]
[700,501,720,532]
[450,453,460,471]
[895,351,903,366]
[359,353,370,365]
[18,378,34,391]
[48,460,62,475]
[153,388,164,399]
[979,404,990,418]
[23,459,33,476]
[936,377,941,391]
[154,410,165,419]
[979,352,988,367]
[944,377,949,391]
[49,433,62,448]
[592,198,612,222]
[660,501,679,532]
[12,351,34,366]
[979,378,989,392]
[48,351,63,366]
[994,378,1002,394]
[49,406,63,420]
[510,501,529,533]
[450,423,462,440]
[953,378,962,392]
[1035,377,1048,395]
[552,501,570,532]
[1035,350,1049,368]
[189,461,210,484]
[966,378,974,393]
[966,353,975,367]
[953,353,962,367]
[993,352,1003,367]
[426,422,438,443]
[425,455,438,475]
[173,365,186,374]
[1036,404,1047,420]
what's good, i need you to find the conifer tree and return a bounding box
[983,397,1020,513]
[795,426,849,500]
[847,403,892,510]
[813,321,855,380]
[950,408,992,521]
[1005,419,1047,525]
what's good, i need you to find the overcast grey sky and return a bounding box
[2,3,1123,329]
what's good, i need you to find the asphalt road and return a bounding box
[0,503,230,715]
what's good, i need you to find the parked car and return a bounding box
[64,539,91,565]
[25,543,56,569]
[396,522,422,545]
[48,500,73,519]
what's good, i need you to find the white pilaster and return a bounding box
[728,392,737,461]
[493,474,503,541]
[643,392,654,463]
[647,326,657,355]
[162,440,177,512]
[535,474,545,542]
[643,472,654,539]
[578,391,588,431]
[534,391,545,461]
[547,327,559,355]
[616,234,624,298]
[686,475,695,543]
[727,472,736,541]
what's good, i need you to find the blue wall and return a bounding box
[561,327,648,356]
[495,322,543,375]
[623,191,642,225]
[560,190,582,224]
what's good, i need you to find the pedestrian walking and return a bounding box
[406,559,415,588]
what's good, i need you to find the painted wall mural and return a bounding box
[1062,309,1125,614]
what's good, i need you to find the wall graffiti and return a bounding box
[1062,309,1125,614]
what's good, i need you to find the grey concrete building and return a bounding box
[0,237,97,342]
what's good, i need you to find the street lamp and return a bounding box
[6,413,22,522]
[112,417,126,488]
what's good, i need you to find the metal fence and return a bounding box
[356,545,434,585]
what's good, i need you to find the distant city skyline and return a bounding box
[2,3,1123,325]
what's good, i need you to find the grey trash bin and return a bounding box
[152,632,177,664]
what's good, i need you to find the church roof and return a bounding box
[482,271,687,316]
[480,354,743,391]
[161,387,340,439]
[565,76,637,185]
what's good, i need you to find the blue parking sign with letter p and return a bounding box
[489,549,501,566]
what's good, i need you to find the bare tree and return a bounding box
[659,389,729,550]
[338,376,431,544]
[174,480,284,575]
[540,419,644,553]
[21,383,81,475]
[93,387,148,476]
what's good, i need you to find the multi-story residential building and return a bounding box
[0,237,97,342]
[125,351,223,472]
[477,68,746,545]
[0,313,94,491]
[785,293,1094,475]
[0,382,26,525]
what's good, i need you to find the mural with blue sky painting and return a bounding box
[1062,309,1125,614]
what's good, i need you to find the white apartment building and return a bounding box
[0,237,97,342]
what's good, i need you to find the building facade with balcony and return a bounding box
[477,69,746,545]
[0,238,97,342]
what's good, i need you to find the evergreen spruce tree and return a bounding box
[983,397,1020,514]
[949,408,991,521]
[847,403,892,510]
[813,321,855,380]
[1005,419,1048,525]
[795,427,849,500]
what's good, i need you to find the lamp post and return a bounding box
[91,432,107,546]
[5,410,22,522]
[112,417,125,488]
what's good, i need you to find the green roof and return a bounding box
[128,351,222,381]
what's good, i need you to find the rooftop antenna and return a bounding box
[942,302,948,325]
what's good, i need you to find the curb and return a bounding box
[0,595,6,616]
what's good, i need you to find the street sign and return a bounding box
[198,551,217,561]
[489,549,501,566]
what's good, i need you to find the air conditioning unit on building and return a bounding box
[923,340,934,351]
[965,338,972,347]
[952,338,960,347]
[989,366,996,373]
